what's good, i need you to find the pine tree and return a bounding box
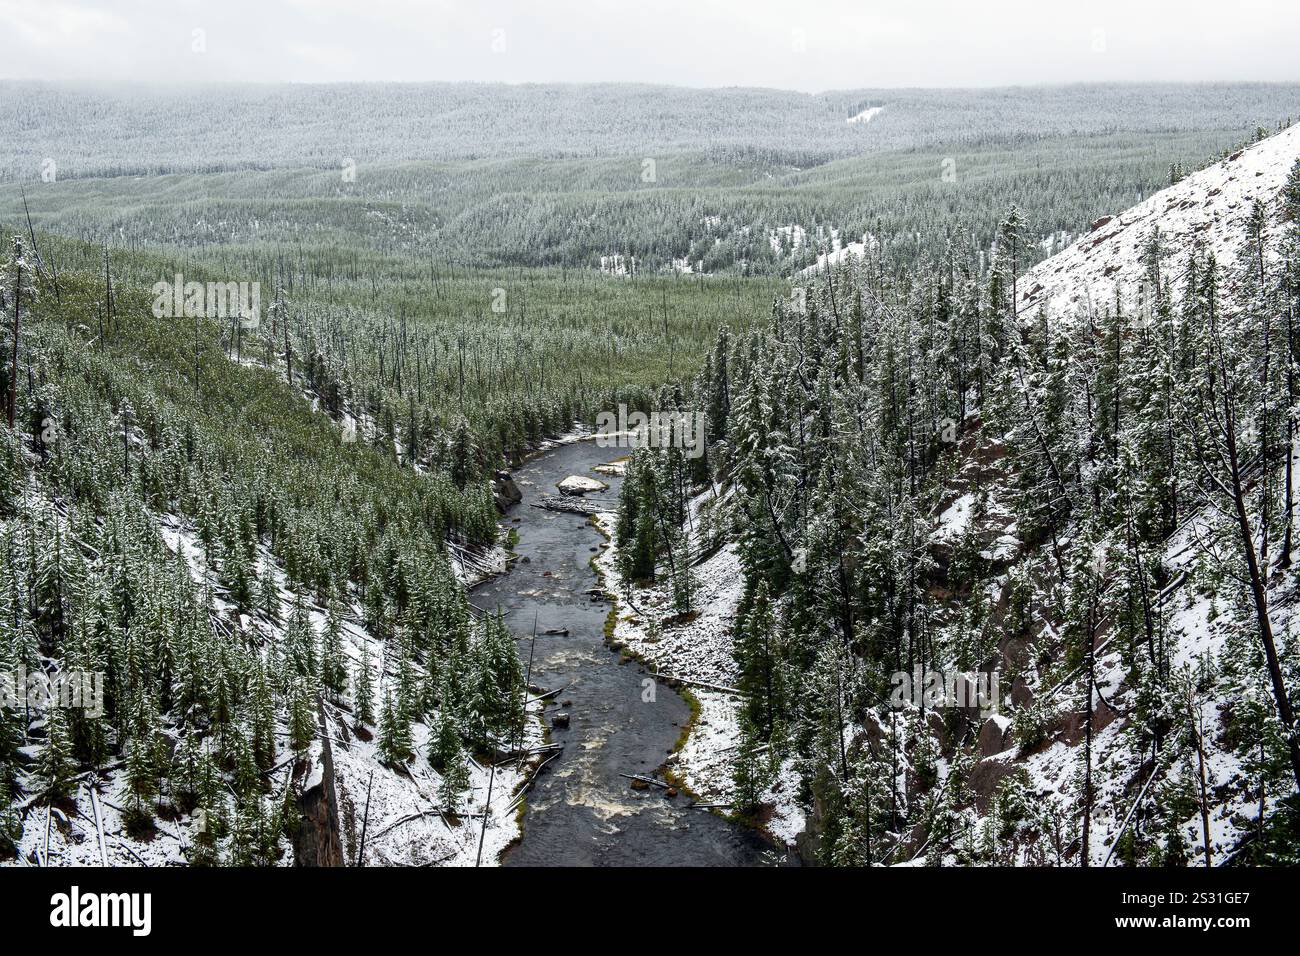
[249,660,277,771]
[34,705,76,800]
[256,562,281,624]
[284,592,317,680]
[228,720,261,800]
[669,522,700,616]
[377,689,411,766]
[320,594,349,703]
[428,697,461,773]
[394,634,421,724]
[735,579,780,737]
[124,733,157,819]
[4,236,36,430]
[449,417,476,489]
[732,715,769,815]
[173,724,204,809]
[288,683,316,754]
[0,679,20,804]
[353,642,375,727]
[438,745,469,817]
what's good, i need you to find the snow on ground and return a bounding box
[768,224,807,256]
[981,449,1299,866]
[933,492,975,544]
[599,253,637,276]
[528,423,593,454]
[964,132,1300,864]
[593,510,741,687]
[762,757,807,846]
[675,688,740,797]
[801,231,879,274]
[1011,578,1271,867]
[324,703,534,867]
[592,490,807,848]
[448,541,509,589]
[12,780,193,867]
[6,514,536,867]
[1018,123,1300,322]
[912,136,1300,861]
[847,106,884,125]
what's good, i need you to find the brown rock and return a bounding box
[978,715,1013,757]
[491,471,523,512]
[293,703,344,867]
[969,755,1018,814]
[1010,675,1034,708]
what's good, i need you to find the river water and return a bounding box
[474,438,777,866]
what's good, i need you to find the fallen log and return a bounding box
[87,785,109,867]
[619,773,671,791]
[656,674,743,696]
[528,684,568,703]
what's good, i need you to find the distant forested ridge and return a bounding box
[3,81,1297,176]
[4,83,1297,277]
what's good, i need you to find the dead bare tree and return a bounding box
[6,237,26,430]
[1187,264,1300,794]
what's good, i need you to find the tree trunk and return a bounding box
[1189,693,1213,867]
[1223,412,1300,792]
[8,255,19,430]
[1081,579,1097,867]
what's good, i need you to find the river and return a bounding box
[473,438,778,866]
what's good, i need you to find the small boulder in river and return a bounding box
[551,713,571,729]
[557,475,608,496]
[492,470,523,512]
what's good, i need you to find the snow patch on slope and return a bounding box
[847,106,885,125]
[1018,124,1300,321]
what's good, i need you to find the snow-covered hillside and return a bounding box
[918,124,1300,866]
[4,506,532,868]
[1018,124,1300,320]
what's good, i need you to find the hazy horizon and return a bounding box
[2,0,1297,92]
[3,76,1299,96]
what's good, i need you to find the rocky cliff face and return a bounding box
[294,703,345,867]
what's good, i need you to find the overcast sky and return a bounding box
[1,0,1296,91]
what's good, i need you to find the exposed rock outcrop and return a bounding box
[294,702,345,867]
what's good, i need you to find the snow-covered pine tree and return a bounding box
[377,688,412,766]
[34,703,76,800]
[353,642,376,728]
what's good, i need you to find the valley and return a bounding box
[1,79,1298,871]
